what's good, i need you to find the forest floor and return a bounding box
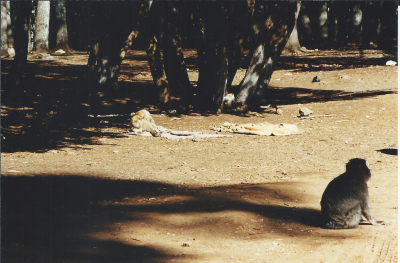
[1,47,398,262]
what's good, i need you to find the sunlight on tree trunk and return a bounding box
[34,1,50,53]
[1,1,9,56]
[235,2,297,112]
[284,2,303,54]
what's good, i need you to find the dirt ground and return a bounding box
[1,48,398,262]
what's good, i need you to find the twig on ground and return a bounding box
[300,114,335,119]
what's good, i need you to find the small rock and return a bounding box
[53,49,66,55]
[386,60,397,66]
[299,107,313,116]
[312,76,320,82]
[276,109,283,115]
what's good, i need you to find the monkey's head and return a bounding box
[131,117,143,128]
[346,158,371,181]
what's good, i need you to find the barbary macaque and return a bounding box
[130,109,160,137]
[320,158,386,229]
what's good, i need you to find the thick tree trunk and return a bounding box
[140,1,171,107]
[284,2,303,53]
[34,1,50,53]
[1,1,14,57]
[10,1,31,90]
[349,3,363,45]
[162,2,191,107]
[195,2,231,112]
[50,1,74,53]
[194,3,211,108]
[87,2,148,92]
[86,1,172,108]
[225,1,251,99]
[360,2,380,47]
[235,2,297,112]
[376,1,397,50]
[212,3,232,113]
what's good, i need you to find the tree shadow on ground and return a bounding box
[262,86,396,106]
[180,47,397,73]
[2,174,320,263]
[1,61,159,153]
[376,148,398,156]
[276,48,397,72]
[2,50,397,153]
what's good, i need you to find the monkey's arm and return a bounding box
[141,119,161,137]
[362,196,386,225]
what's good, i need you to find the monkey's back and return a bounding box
[320,172,368,229]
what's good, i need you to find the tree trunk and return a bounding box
[87,2,148,92]
[318,2,329,47]
[212,3,232,112]
[195,2,231,112]
[360,2,380,47]
[50,1,74,53]
[283,2,303,53]
[34,1,50,53]
[27,1,37,53]
[85,0,171,109]
[298,3,313,48]
[235,2,297,112]
[142,1,171,107]
[225,1,252,98]
[376,1,397,50]
[1,1,13,57]
[162,2,192,108]
[349,3,363,45]
[1,1,9,56]
[194,3,211,108]
[10,1,31,91]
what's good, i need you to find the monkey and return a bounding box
[130,109,156,127]
[320,158,386,229]
[130,109,161,137]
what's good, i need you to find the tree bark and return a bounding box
[348,3,363,45]
[27,1,37,53]
[1,1,14,57]
[235,2,297,112]
[34,1,50,53]
[1,1,9,56]
[10,1,31,90]
[318,2,329,47]
[50,1,74,53]
[283,2,303,53]
[162,2,191,106]
[142,1,171,107]
[195,2,231,112]
[87,2,148,92]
